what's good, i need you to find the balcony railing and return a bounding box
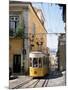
[9,29,29,39]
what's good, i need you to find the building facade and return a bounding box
[9,1,47,74]
[57,34,66,71]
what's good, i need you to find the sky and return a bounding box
[32,2,65,51]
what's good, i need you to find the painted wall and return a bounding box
[9,2,47,74]
[9,38,23,72]
[28,5,47,52]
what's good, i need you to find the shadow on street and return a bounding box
[33,70,63,80]
[44,70,63,79]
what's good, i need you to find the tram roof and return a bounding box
[29,51,45,58]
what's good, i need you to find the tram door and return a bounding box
[13,55,21,73]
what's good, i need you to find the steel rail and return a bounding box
[26,79,40,88]
[12,78,33,89]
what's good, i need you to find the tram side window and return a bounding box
[46,57,49,66]
[33,58,38,67]
[39,58,42,67]
[29,58,32,67]
[43,57,46,66]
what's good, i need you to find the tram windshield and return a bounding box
[39,58,42,67]
[33,58,38,67]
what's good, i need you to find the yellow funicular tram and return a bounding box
[29,51,49,77]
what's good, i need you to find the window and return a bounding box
[33,58,38,67]
[9,16,19,36]
[29,58,32,67]
[39,58,42,67]
[46,57,49,66]
[43,56,49,67]
[43,57,46,66]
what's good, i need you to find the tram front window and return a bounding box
[39,58,42,67]
[33,58,38,67]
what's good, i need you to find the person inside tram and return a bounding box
[33,58,38,67]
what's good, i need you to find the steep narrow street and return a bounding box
[9,70,66,89]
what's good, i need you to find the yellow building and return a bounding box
[9,1,47,74]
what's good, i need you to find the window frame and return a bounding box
[29,58,33,67]
[9,15,19,36]
[38,57,42,68]
[33,58,38,68]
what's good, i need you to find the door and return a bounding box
[13,55,21,73]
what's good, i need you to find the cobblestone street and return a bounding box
[9,71,66,89]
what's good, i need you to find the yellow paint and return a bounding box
[9,38,23,54]
[9,2,47,73]
[9,38,23,66]
[28,5,47,52]
[29,67,48,77]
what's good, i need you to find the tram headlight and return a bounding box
[34,71,37,74]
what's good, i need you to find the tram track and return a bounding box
[26,79,40,88]
[11,78,49,89]
[42,79,49,87]
[12,78,33,89]
[44,79,49,87]
[42,80,47,87]
[35,79,49,87]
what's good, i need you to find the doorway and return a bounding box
[13,55,21,73]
